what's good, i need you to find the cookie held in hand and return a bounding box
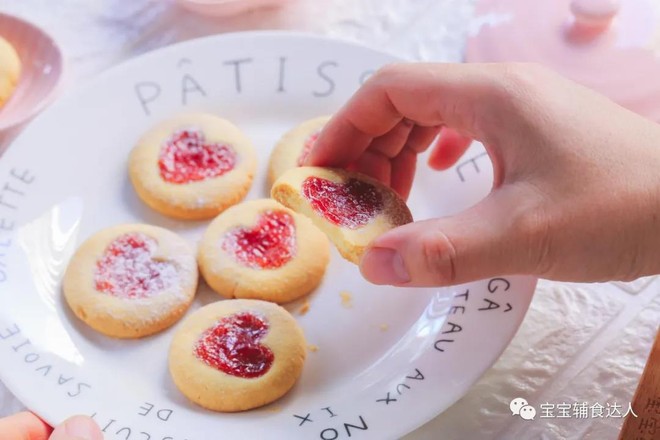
[271,167,413,264]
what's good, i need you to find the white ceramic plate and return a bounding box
[0,32,536,440]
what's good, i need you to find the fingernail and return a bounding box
[361,247,410,284]
[64,416,99,439]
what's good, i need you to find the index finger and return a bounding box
[306,62,498,167]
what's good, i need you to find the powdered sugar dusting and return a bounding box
[158,127,236,184]
[221,210,297,269]
[302,176,383,229]
[94,233,179,299]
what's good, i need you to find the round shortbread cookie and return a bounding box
[271,167,413,264]
[129,113,257,220]
[63,224,198,339]
[198,198,329,303]
[0,35,21,108]
[168,299,306,412]
[267,116,330,187]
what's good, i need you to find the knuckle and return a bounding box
[379,62,404,74]
[498,63,549,90]
[491,63,551,107]
[369,63,401,83]
[422,230,458,285]
[475,63,554,137]
[512,203,554,276]
[372,63,407,83]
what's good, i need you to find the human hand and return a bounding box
[0,412,102,440]
[308,63,660,286]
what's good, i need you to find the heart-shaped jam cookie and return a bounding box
[158,128,236,184]
[221,210,296,269]
[195,311,274,378]
[169,300,306,411]
[198,199,329,303]
[301,176,383,229]
[94,233,177,299]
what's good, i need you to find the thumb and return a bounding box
[359,188,544,286]
[49,416,103,440]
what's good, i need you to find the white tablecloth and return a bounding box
[1,1,658,439]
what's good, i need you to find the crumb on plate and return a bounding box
[298,299,311,315]
[379,323,389,332]
[308,344,319,352]
[340,290,353,308]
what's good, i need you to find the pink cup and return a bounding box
[176,0,292,17]
[0,13,64,134]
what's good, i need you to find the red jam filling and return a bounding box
[301,176,384,229]
[94,233,176,299]
[158,128,236,184]
[296,131,320,166]
[195,312,274,378]
[221,210,296,269]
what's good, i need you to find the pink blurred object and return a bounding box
[570,0,621,30]
[467,0,660,122]
[176,0,292,17]
[0,13,63,133]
